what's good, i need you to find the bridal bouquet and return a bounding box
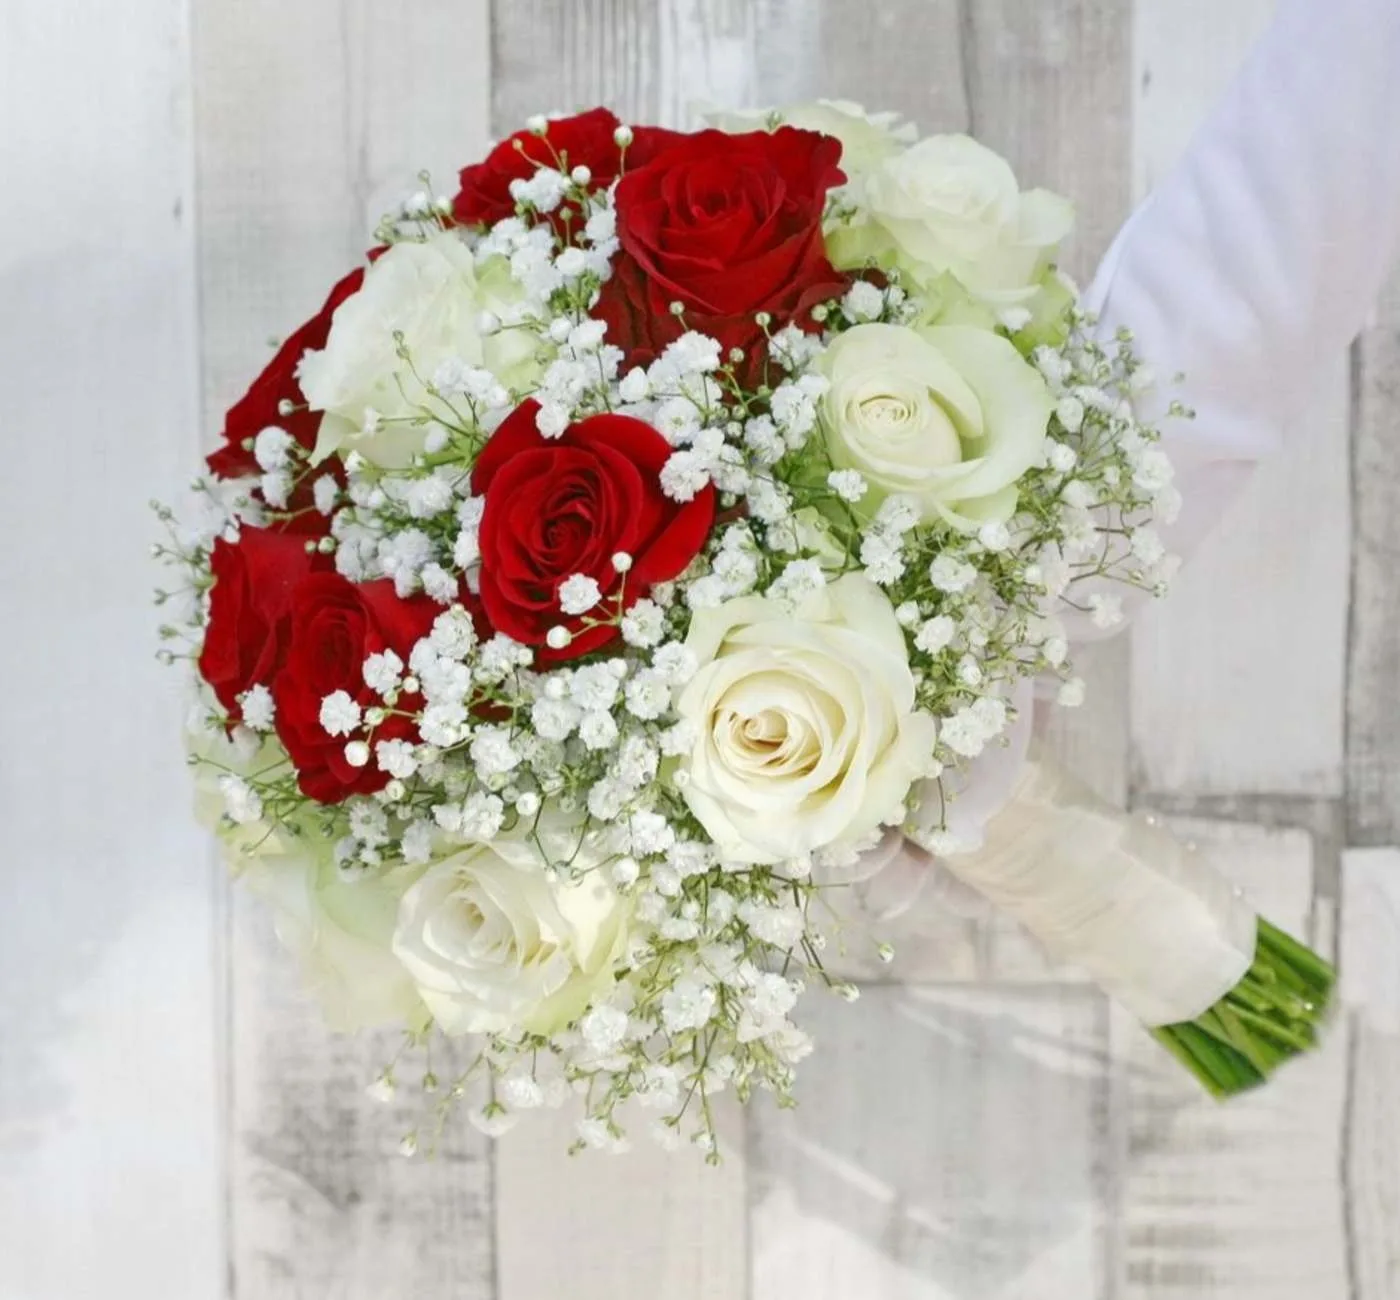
[156,102,1333,1156]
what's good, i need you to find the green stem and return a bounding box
[1151,918,1335,1098]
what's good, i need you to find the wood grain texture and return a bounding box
[751,0,966,135]
[495,1097,748,1300]
[0,3,224,1299]
[1117,821,1351,1299]
[959,0,1132,286]
[1128,0,1352,801]
[228,907,493,1300]
[1347,269,1400,843]
[492,0,765,132]
[1131,356,1352,800]
[1340,849,1400,1299]
[965,0,1136,808]
[750,985,1116,1299]
[191,2,497,1295]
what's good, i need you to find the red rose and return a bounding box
[472,400,715,660]
[198,526,329,722]
[206,266,366,535]
[452,108,682,228]
[596,128,849,382]
[273,574,441,803]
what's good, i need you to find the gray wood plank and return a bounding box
[1348,269,1400,842]
[0,2,224,1297]
[958,0,1131,286]
[491,0,668,130]
[495,1098,748,1300]
[230,910,493,1299]
[191,2,497,1294]
[1340,849,1400,1299]
[750,985,1116,1299]
[751,0,966,135]
[961,0,1137,809]
[491,1,966,139]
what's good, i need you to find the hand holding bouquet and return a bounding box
[156,101,1332,1155]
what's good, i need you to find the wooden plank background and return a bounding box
[1,1,1397,1297]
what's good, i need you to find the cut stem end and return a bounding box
[1151,918,1336,1099]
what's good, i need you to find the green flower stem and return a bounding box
[1151,918,1336,1098]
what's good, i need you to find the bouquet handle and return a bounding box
[937,747,1335,1095]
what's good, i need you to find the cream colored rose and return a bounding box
[817,322,1051,527]
[676,574,938,865]
[391,837,630,1036]
[829,134,1073,307]
[704,99,916,199]
[299,230,540,468]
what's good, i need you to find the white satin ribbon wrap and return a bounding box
[938,746,1257,1026]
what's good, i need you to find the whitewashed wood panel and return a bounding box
[191,3,497,1295]
[751,0,966,135]
[1117,821,1351,1299]
[229,905,493,1299]
[1348,270,1400,843]
[1341,849,1400,1299]
[487,4,775,1289]
[0,4,224,1300]
[963,0,1136,809]
[1128,1,1352,800]
[495,1097,747,1300]
[959,0,1132,286]
[492,0,759,131]
[750,985,1115,1300]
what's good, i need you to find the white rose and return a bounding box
[831,134,1073,306]
[676,574,938,864]
[391,836,630,1036]
[817,321,1051,528]
[299,230,540,467]
[704,99,916,200]
[246,848,428,1032]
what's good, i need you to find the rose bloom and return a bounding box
[817,321,1051,527]
[597,127,849,381]
[298,230,539,468]
[198,525,330,722]
[675,574,937,865]
[392,835,630,1036]
[272,572,440,802]
[829,134,1073,307]
[472,399,715,660]
[452,107,681,227]
[205,265,365,532]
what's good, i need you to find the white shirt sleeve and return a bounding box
[899,0,1400,874]
[1079,0,1400,617]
